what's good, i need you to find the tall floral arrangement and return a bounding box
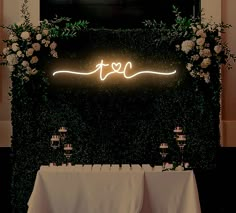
[176,15,236,83]
[143,6,236,83]
[0,0,88,83]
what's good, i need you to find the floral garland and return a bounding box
[0,0,88,83]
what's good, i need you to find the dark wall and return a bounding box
[40,0,201,28]
[0,147,12,213]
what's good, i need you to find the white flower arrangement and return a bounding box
[1,21,58,82]
[0,0,88,83]
[143,7,236,84]
[4,30,57,81]
[175,13,236,83]
[2,2,235,85]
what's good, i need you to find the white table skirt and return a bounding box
[141,170,201,213]
[27,165,201,213]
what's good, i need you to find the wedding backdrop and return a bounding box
[10,29,220,212]
[1,1,235,212]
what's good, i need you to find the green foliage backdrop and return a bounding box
[10,29,220,212]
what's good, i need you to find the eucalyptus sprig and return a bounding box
[40,16,89,39]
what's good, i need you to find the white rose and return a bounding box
[41,39,46,44]
[181,40,195,54]
[201,32,206,38]
[197,24,202,29]
[21,31,30,40]
[42,29,49,36]
[199,49,212,57]
[201,58,211,68]
[190,71,197,78]
[44,40,50,47]
[49,41,57,50]
[50,50,58,58]
[12,43,19,52]
[9,34,18,42]
[191,54,200,61]
[23,76,30,82]
[186,63,193,71]
[196,37,205,46]
[2,47,10,55]
[29,68,38,75]
[26,48,34,57]
[32,43,41,51]
[36,34,42,40]
[203,72,210,83]
[198,70,204,77]
[26,66,32,72]
[30,56,39,64]
[22,60,29,67]
[16,50,23,57]
[196,29,206,38]
[175,44,180,51]
[6,54,18,65]
[191,26,197,33]
[214,45,222,54]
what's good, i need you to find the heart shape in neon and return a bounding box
[111,63,122,72]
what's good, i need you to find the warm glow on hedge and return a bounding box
[53,60,176,81]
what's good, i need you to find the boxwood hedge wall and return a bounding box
[10,29,220,212]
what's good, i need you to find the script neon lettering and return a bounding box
[53,60,176,80]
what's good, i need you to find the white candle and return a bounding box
[159,143,168,149]
[51,135,60,141]
[64,144,72,151]
[176,134,186,141]
[59,127,67,133]
[174,126,183,133]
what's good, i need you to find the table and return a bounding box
[27,164,201,213]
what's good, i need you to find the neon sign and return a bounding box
[53,60,176,81]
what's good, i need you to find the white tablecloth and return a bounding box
[141,170,201,213]
[27,165,201,213]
